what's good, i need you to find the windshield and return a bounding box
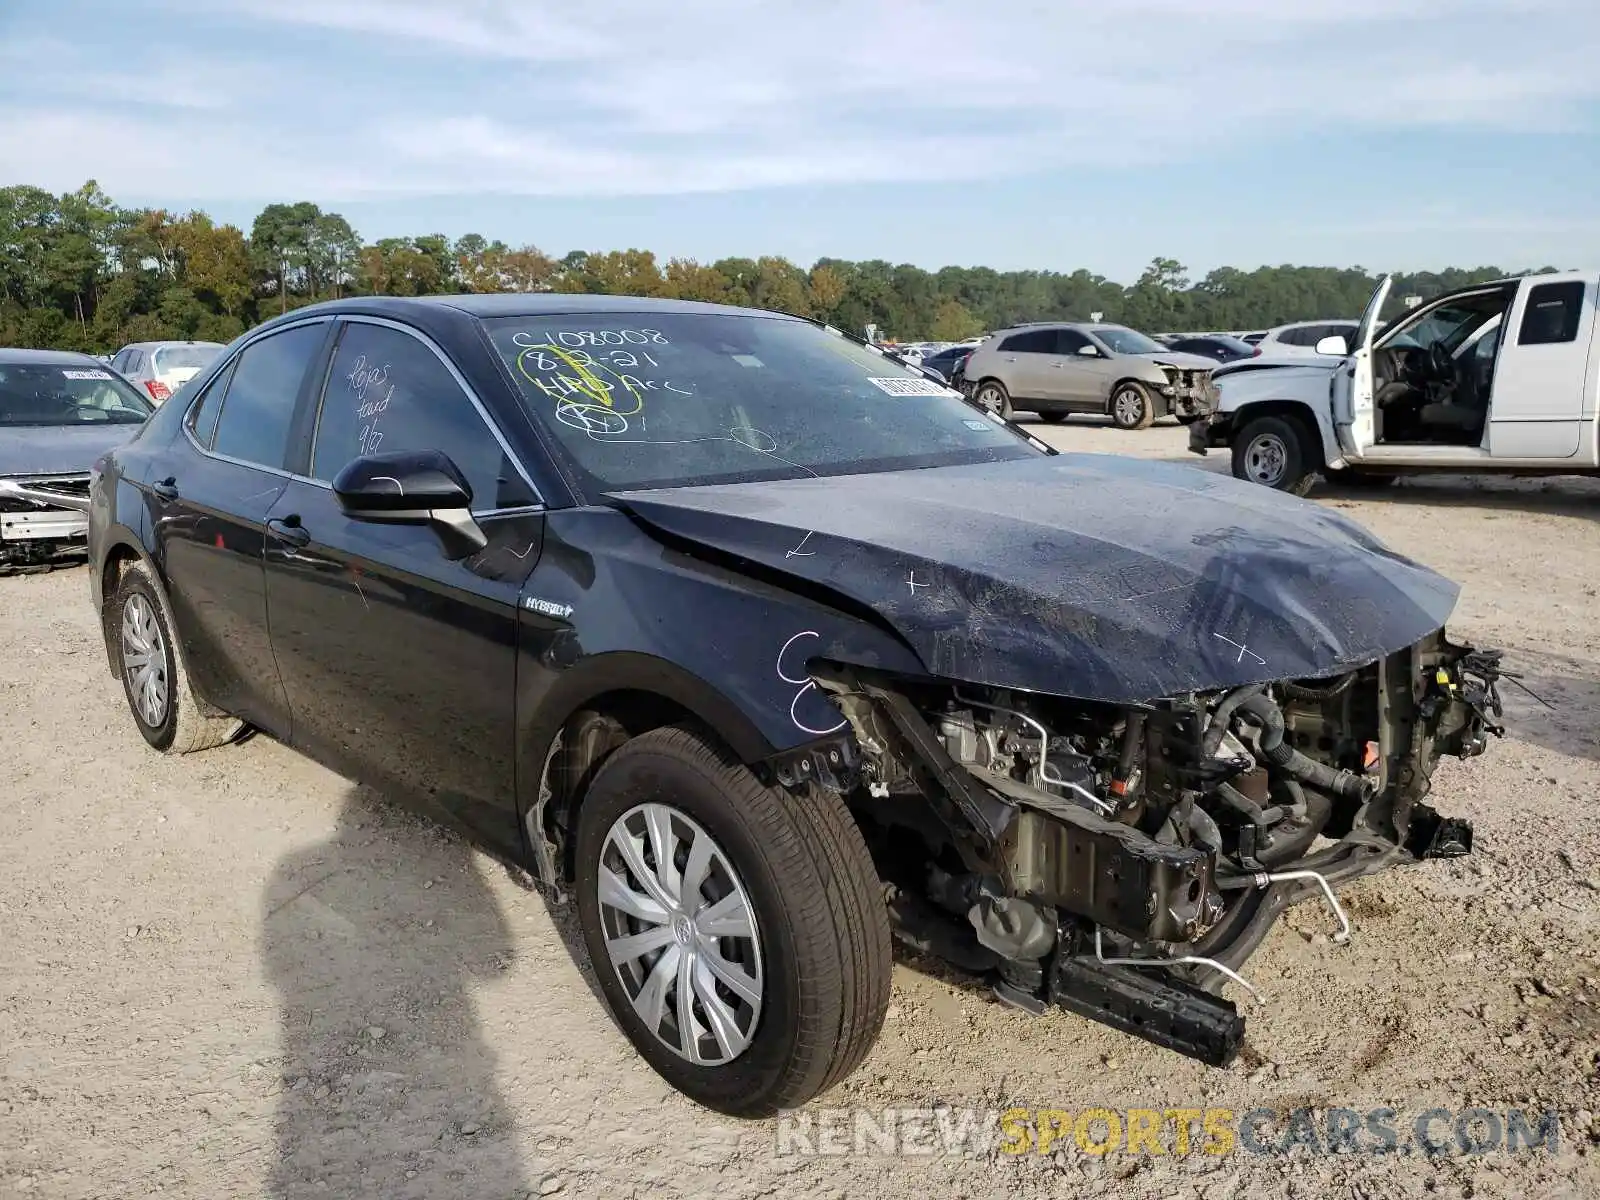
[0,363,154,426]
[485,313,1041,492]
[1092,326,1167,355]
[152,344,221,374]
[1379,294,1506,354]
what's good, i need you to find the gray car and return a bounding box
[961,322,1219,429]
[0,349,153,569]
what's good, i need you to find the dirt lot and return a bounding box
[3,419,1599,1199]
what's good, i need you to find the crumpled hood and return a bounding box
[1214,354,1343,381]
[611,456,1459,703]
[0,422,143,477]
[1143,351,1218,371]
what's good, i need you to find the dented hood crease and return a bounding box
[610,457,1459,703]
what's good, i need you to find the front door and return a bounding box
[261,318,545,859]
[152,322,330,737]
[1332,275,1392,459]
[1056,329,1117,409]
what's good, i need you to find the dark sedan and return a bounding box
[1,348,153,569]
[917,343,975,381]
[1162,334,1259,363]
[89,295,1500,1117]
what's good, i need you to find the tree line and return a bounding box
[0,181,1557,353]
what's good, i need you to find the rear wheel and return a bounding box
[1110,382,1155,430]
[109,559,244,753]
[573,725,891,1117]
[1232,415,1316,496]
[973,380,1014,420]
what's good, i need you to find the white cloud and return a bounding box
[3,0,1597,201]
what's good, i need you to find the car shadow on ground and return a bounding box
[261,786,534,1200]
[1490,645,1600,763]
[1316,474,1600,518]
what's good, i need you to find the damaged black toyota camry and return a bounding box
[87,295,1502,1118]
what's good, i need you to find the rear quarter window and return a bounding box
[1518,281,1586,346]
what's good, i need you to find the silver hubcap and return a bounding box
[1244,433,1289,485]
[598,803,764,1066]
[978,386,1003,413]
[1114,389,1144,425]
[121,594,169,727]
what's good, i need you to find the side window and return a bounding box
[1277,327,1316,347]
[186,358,236,449]
[212,324,325,469]
[999,329,1055,353]
[1518,281,1585,346]
[1054,329,1092,355]
[311,322,536,510]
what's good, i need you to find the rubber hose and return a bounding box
[1255,786,1332,867]
[1215,781,1284,827]
[1203,683,1265,757]
[1233,693,1367,800]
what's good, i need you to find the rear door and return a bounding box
[152,320,331,737]
[993,329,1056,401]
[1332,275,1392,458]
[1488,279,1592,459]
[261,316,544,858]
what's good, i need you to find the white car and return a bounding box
[1188,271,1600,493]
[109,340,225,404]
[1247,319,1361,359]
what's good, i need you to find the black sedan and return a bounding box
[89,295,1500,1116]
[1161,334,1259,363]
[916,343,975,381]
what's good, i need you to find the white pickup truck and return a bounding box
[1188,271,1599,493]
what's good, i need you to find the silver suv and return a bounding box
[961,322,1219,429]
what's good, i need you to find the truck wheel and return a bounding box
[109,559,245,753]
[1232,415,1316,496]
[573,725,891,1117]
[1110,382,1155,430]
[973,380,1014,420]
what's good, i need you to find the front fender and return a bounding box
[1216,367,1346,471]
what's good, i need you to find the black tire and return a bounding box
[1109,381,1155,430]
[1037,411,1067,424]
[573,725,891,1117]
[973,379,1014,420]
[108,559,244,754]
[1231,414,1317,496]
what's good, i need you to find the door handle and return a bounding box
[151,476,178,501]
[266,516,311,548]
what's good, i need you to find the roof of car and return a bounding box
[0,347,110,365]
[279,293,795,323]
[117,340,227,351]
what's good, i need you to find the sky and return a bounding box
[2,0,1598,281]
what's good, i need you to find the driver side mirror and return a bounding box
[332,449,488,559]
[1315,335,1349,356]
[1076,344,1100,357]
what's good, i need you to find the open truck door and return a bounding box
[1331,274,1392,459]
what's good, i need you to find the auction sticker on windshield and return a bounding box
[866,377,958,397]
[62,369,112,380]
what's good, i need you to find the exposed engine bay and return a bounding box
[1156,364,1218,421]
[779,632,1503,1066]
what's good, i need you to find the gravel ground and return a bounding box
[2,419,1598,1199]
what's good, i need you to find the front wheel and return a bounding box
[573,725,892,1117]
[973,380,1014,420]
[1231,415,1316,496]
[1109,382,1155,430]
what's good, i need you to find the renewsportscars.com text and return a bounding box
[774,1105,1564,1159]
